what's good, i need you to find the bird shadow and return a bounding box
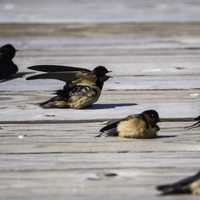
[156,135,177,139]
[0,72,34,83]
[87,103,137,110]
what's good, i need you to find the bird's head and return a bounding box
[93,66,111,77]
[93,66,111,88]
[142,110,160,126]
[1,44,16,59]
[194,115,200,121]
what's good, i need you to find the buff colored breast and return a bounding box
[117,118,157,139]
[190,180,200,195]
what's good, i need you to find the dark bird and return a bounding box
[26,65,111,109]
[0,44,18,80]
[96,110,160,138]
[184,115,200,129]
[157,171,200,195]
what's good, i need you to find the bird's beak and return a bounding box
[107,70,112,73]
[16,49,19,52]
[103,75,112,81]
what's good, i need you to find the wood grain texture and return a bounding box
[0,90,199,122]
[0,3,200,198]
[0,122,199,200]
[1,0,200,23]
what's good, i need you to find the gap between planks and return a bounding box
[0,118,195,124]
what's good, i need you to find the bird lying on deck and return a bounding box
[184,115,200,129]
[157,171,200,195]
[96,110,160,139]
[0,44,18,80]
[26,65,111,109]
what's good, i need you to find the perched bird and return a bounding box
[0,44,18,79]
[96,110,160,138]
[157,171,200,195]
[26,65,111,109]
[184,115,200,129]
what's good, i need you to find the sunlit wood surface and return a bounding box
[0,1,200,199]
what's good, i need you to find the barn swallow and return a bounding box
[184,115,200,129]
[26,65,111,109]
[0,44,18,79]
[96,110,160,138]
[157,171,200,195]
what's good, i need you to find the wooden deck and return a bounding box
[0,1,200,199]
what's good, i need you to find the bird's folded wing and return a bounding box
[157,171,200,193]
[28,65,91,72]
[100,115,136,132]
[172,171,200,187]
[26,71,96,84]
[100,119,123,132]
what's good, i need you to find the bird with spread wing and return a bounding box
[27,65,111,109]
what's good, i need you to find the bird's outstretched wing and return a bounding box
[28,65,91,72]
[26,71,96,84]
[157,171,200,195]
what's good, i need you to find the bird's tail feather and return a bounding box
[96,128,118,137]
[156,184,190,195]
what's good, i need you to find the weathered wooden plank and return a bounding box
[0,122,199,153]
[0,158,198,199]
[13,48,200,76]
[0,178,195,200]
[1,44,200,84]
[0,151,200,171]
[2,22,200,38]
[2,46,200,91]
[1,75,200,91]
[1,0,200,23]
[0,122,199,199]
[0,90,199,122]
[2,23,200,51]
[0,156,199,200]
